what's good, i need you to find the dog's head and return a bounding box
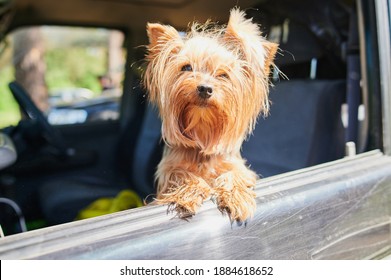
[144,8,278,155]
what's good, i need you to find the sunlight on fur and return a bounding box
[143,8,278,222]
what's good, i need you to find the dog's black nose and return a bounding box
[197,85,213,99]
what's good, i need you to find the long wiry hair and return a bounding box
[143,8,278,156]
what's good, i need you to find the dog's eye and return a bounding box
[181,64,193,72]
[218,73,229,79]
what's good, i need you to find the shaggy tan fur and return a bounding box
[143,8,278,221]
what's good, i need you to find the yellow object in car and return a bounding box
[76,190,143,220]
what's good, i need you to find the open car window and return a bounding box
[0,26,125,127]
[0,0,390,261]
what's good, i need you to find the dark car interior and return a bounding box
[0,0,366,235]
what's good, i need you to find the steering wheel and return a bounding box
[8,81,69,157]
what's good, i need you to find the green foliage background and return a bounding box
[0,27,108,128]
[0,64,20,127]
[45,47,106,94]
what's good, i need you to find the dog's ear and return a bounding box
[224,8,278,75]
[262,41,279,76]
[146,23,182,55]
[144,23,182,105]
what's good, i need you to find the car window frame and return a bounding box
[0,0,390,260]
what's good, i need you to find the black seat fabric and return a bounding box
[130,104,162,198]
[40,178,124,224]
[242,79,346,178]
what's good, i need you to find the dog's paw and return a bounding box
[215,186,256,222]
[156,179,211,219]
[159,196,202,219]
[167,203,196,219]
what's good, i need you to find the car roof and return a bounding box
[8,0,261,32]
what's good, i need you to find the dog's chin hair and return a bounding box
[180,104,226,153]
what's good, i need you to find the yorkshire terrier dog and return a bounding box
[143,8,278,221]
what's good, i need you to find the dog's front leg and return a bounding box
[213,159,258,222]
[156,166,212,218]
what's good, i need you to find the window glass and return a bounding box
[0,26,125,128]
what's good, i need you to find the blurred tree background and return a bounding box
[0,26,124,128]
